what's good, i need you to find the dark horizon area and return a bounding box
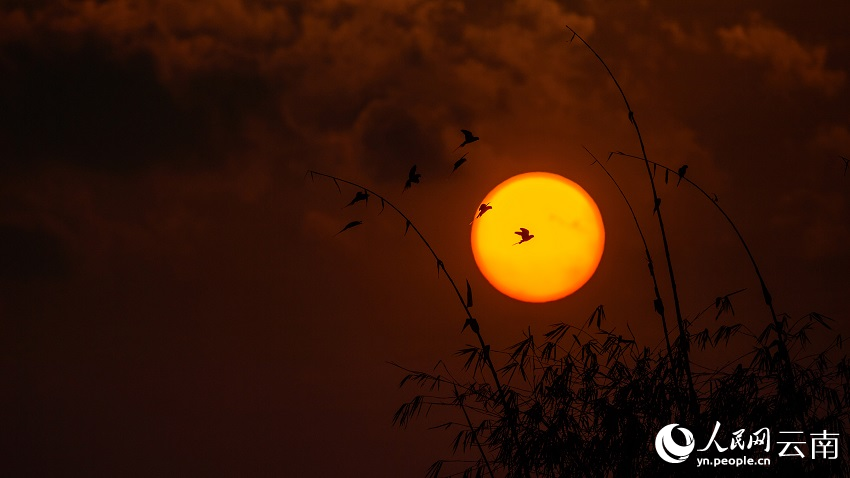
[2,1,849,476]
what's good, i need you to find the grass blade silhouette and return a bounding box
[610,151,803,426]
[344,190,369,207]
[307,169,524,471]
[334,220,363,236]
[585,147,675,369]
[565,24,698,418]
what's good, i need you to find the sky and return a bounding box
[2,1,849,476]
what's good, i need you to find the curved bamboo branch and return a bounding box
[608,152,798,416]
[584,148,675,366]
[307,169,519,476]
[565,25,698,417]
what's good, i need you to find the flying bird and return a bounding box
[469,203,492,225]
[403,165,421,192]
[451,153,468,173]
[677,164,688,186]
[344,190,369,207]
[840,156,849,176]
[334,220,363,236]
[454,129,479,151]
[513,227,534,245]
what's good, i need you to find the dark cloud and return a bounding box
[356,101,445,182]
[0,224,69,280]
[0,36,202,172]
[0,5,283,174]
[2,1,850,476]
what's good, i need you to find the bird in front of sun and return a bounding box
[403,165,421,192]
[469,203,492,225]
[513,227,534,245]
[471,172,604,302]
[454,129,479,151]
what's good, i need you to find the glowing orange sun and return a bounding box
[471,172,605,303]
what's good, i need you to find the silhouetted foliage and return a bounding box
[309,26,849,478]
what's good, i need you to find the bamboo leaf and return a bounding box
[334,220,363,236]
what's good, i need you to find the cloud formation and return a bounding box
[717,15,845,95]
[3,2,850,476]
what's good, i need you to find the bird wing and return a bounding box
[519,228,529,234]
[461,129,474,139]
[515,231,522,236]
[409,165,417,176]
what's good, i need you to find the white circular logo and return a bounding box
[655,424,695,464]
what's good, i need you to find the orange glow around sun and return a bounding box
[471,172,605,303]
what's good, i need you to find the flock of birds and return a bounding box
[333,129,766,243]
[332,137,849,241]
[336,129,537,245]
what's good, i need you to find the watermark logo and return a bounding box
[655,423,695,463]
[654,422,840,467]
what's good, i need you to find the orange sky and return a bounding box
[2,1,849,476]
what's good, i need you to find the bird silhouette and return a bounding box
[454,129,479,151]
[469,203,492,225]
[403,165,421,192]
[677,164,688,186]
[451,153,468,173]
[513,227,534,245]
[840,156,849,176]
[344,190,369,207]
[334,220,363,236]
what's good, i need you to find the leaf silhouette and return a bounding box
[334,220,363,236]
[344,191,369,208]
[654,298,664,317]
[586,305,605,328]
[462,317,479,334]
[466,280,473,308]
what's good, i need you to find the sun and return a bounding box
[471,172,605,303]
